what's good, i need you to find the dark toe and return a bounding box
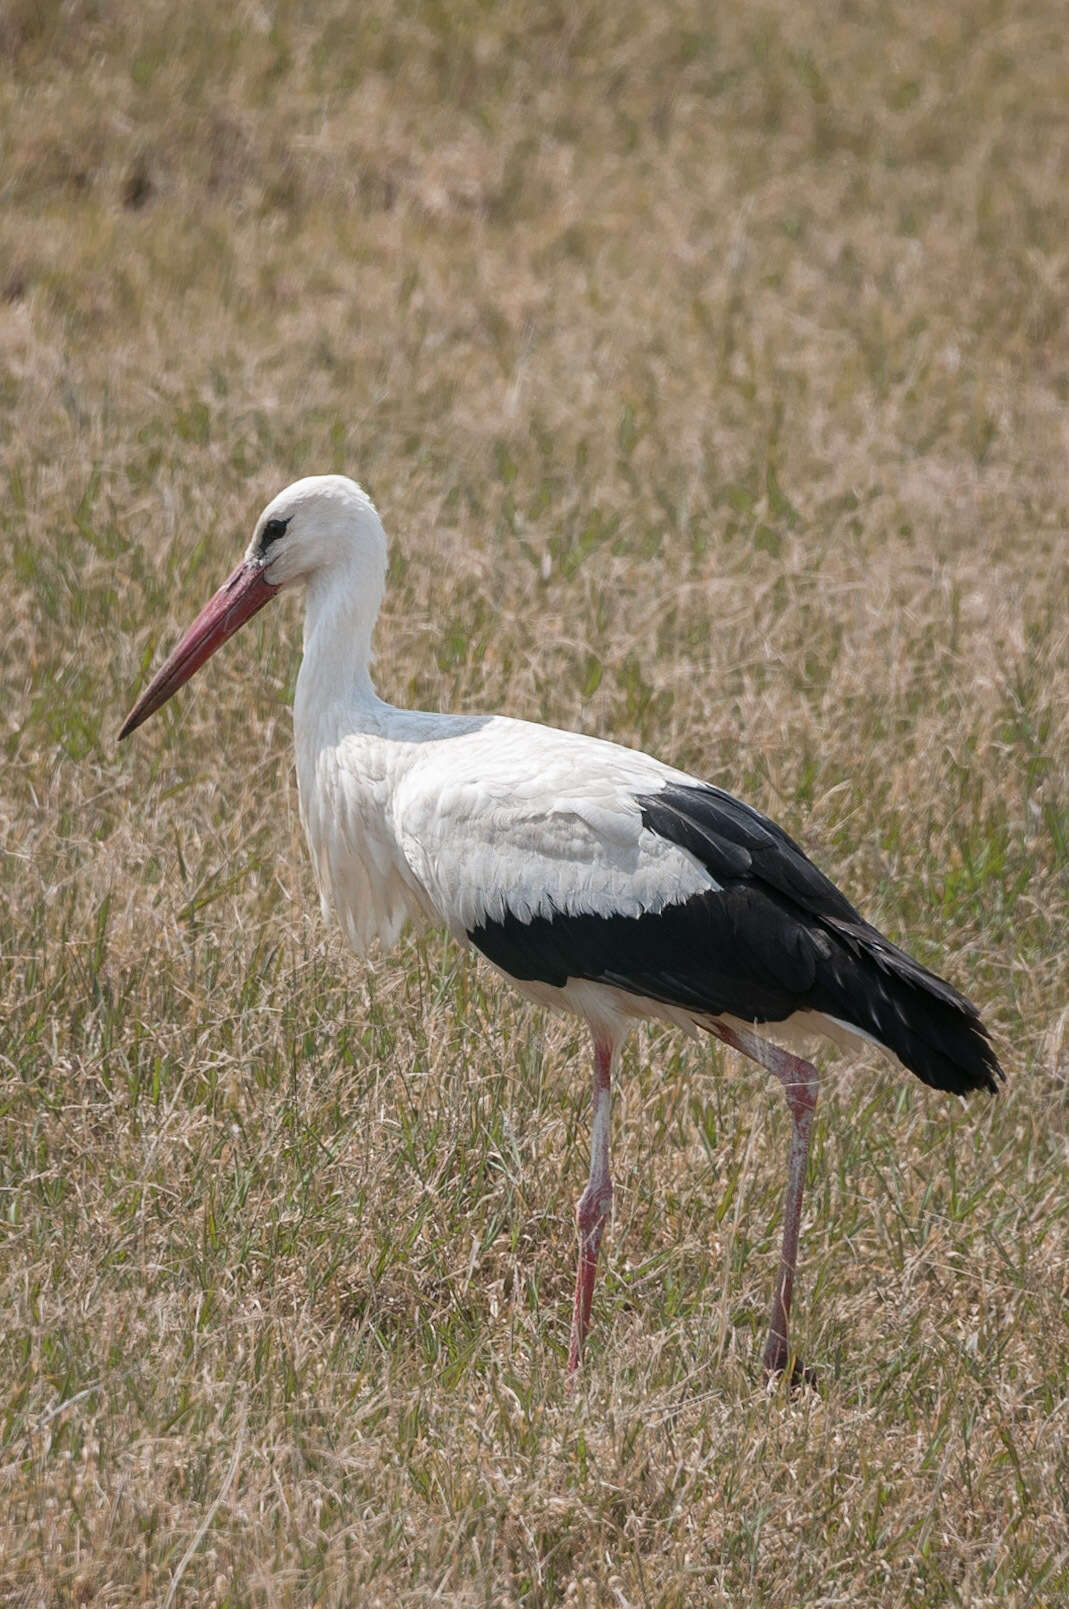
[763,1347,820,1392]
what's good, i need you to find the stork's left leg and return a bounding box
[567,1033,616,1373]
[709,1022,819,1383]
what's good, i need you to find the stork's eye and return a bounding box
[262,516,289,548]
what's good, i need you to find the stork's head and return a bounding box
[119,475,386,739]
[246,474,387,589]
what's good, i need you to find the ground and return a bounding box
[1,2,1066,1604]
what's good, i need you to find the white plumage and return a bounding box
[121,474,1003,1381]
[313,716,715,944]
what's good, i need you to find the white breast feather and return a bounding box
[297,729,432,954]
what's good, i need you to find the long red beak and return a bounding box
[119,560,279,740]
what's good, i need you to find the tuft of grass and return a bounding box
[1,2,1067,1603]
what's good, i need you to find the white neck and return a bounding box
[294,558,387,735]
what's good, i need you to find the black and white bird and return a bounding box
[120,475,1004,1379]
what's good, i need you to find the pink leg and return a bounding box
[708,1021,819,1383]
[567,1034,616,1373]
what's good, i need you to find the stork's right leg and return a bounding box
[567,1034,616,1372]
[708,1021,819,1384]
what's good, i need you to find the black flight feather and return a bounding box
[468,783,1003,1098]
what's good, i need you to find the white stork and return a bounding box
[120,475,1003,1380]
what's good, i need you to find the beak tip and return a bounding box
[118,702,147,742]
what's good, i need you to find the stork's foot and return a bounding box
[762,1336,819,1391]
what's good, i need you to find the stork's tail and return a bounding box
[817,928,1004,1096]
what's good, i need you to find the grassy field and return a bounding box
[1,1,1067,1603]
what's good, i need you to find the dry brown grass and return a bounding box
[1,2,1067,1604]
